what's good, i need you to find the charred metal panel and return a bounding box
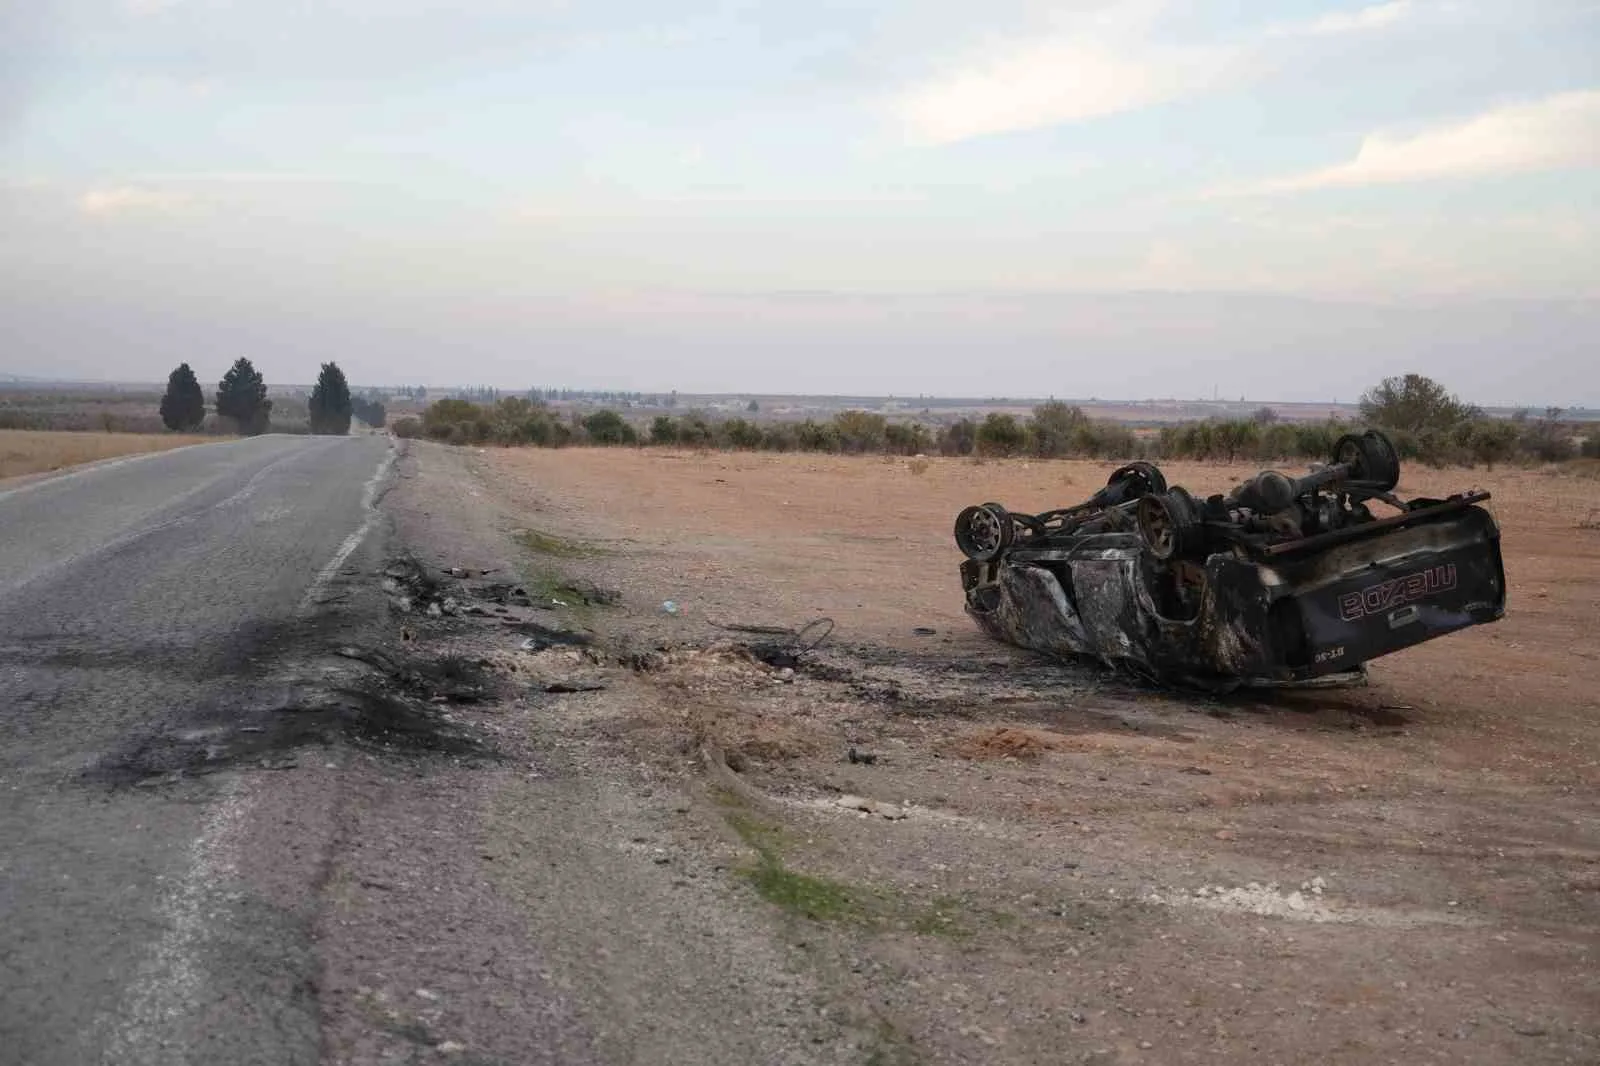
[955,442,1505,688]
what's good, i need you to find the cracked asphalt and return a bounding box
[0,434,392,1066]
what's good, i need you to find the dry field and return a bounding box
[434,446,1600,1065]
[0,429,216,482]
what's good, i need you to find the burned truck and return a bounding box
[954,430,1505,688]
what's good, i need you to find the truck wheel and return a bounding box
[955,503,1014,562]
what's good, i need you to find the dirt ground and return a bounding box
[0,429,215,481]
[414,445,1599,1065]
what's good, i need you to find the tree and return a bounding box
[1458,418,1520,470]
[938,418,977,456]
[1029,401,1089,457]
[1251,406,1279,425]
[583,409,636,445]
[1358,374,1477,434]
[649,416,680,445]
[215,358,272,435]
[351,392,387,428]
[746,399,760,413]
[159,362,206,432]
[976,413,1026,457]
[831,410,888,453]
[308,362,353,435]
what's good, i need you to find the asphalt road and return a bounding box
[0,434,393,1066]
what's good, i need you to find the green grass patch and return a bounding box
[745,862,864,923]
[514,528,604,558]
[712,790,1006,941]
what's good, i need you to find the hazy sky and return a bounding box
[2,0,1596,405]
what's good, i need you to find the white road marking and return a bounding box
[98,777,257,1065]
[297,440,397,615]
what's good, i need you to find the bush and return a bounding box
[1029,401,1089,458]
[938,418,977,456]
[391,417,422,439]
[795,419,840,453]
[832,410,887,454]
[884,422,932,455]
[761,423,797,452]
[721,417,764,449]
[649,416,680,445]
[976,413,1026,457]
[1583,432,1600,459]
[677,415,715,447]
[1458,418,1520,469]
[583,409,636,446]
[1516,408,1576,463]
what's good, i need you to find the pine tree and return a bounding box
[215,358,272,435]
[308,362,353,435]
[159,362,206,432]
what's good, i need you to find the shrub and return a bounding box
[649,416,680,445]
[583,409,636,445]
[721,417,764,449]
[976,413,1026,457]
[938,418,977,456]
[760,423,797,452]
[391,417,422,439]
[676,413,715,447]
[422,398,483,432]
[1029,401,1089,458]
[832,410,887,453]
[1516,408,1576,463]
[1457,418,1520,469]
[795,419,840,453]
[884,422,932,455]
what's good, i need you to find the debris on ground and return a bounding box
[834,795,908,820]
[950,726,1075,760]
[544,680,609,694]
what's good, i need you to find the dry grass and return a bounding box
[0,430,216,482]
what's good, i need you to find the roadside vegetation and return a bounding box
[403,372,1598,470]
[2,358,386,437]
[0,430,215,481]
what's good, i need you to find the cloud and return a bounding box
[886,0,1428,146]
[1268,1,1412,37]
[125,171,343,184]
[888,35,1248,146]
[79,186,191,216]
[1229,89,1600,192]
[123,0,185,15]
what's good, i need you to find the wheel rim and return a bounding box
[1138,496,1178,560]
[966,508,1005,556]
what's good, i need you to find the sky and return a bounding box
[1,0,1597,406]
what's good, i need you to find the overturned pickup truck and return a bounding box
[955,430,1505,689]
